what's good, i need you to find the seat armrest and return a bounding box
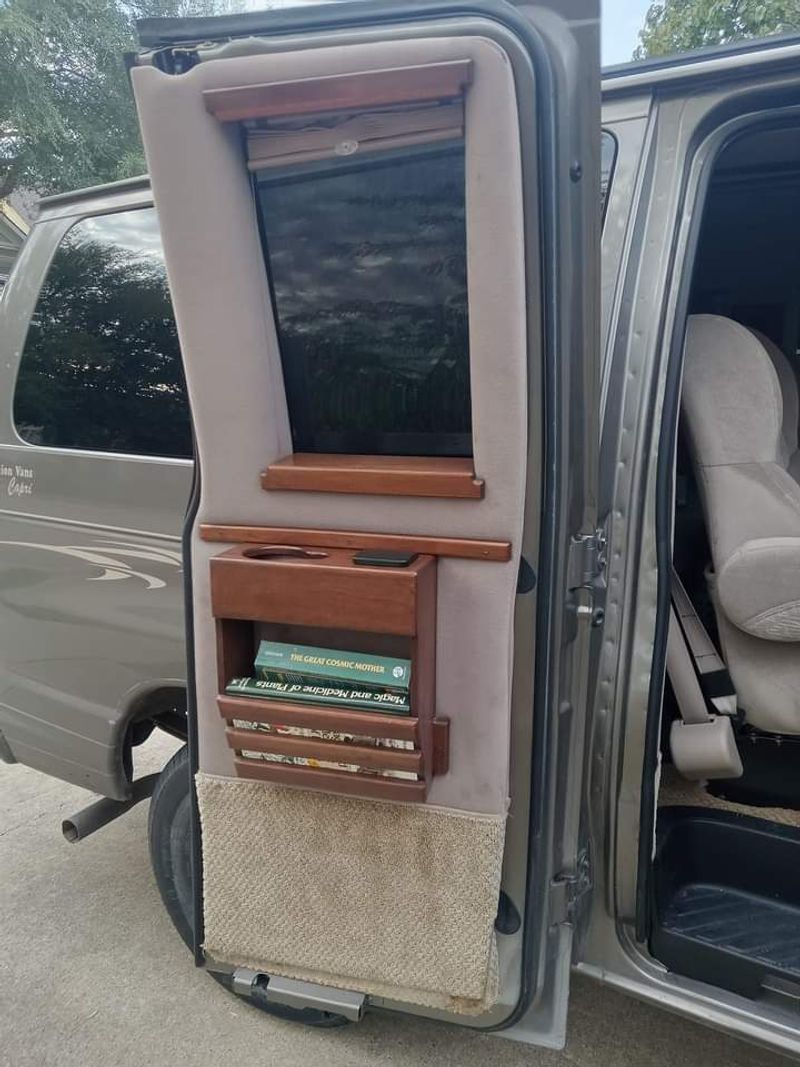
[717,536,800,641]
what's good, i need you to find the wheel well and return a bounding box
[119,684,188,783]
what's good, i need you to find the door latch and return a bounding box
[550,850,592,926]
[567,526,607,625]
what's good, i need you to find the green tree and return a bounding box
[0,0,238,198]
[635,0,800,59]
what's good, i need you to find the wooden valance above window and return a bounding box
[203,59,473,123]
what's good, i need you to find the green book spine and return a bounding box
[258,668,410,703]
[254,640,411,692]
[225,676,411,715]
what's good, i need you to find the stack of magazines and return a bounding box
[226,641,416,781]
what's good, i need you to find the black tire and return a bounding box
[148,744,348,1027]
[148,745,195,948]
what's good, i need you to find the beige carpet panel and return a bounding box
[659,766,800,828]
[196,773,506,1014]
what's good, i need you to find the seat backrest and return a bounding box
[683,315,785,473]
[683,315,800,733]
[683,315,800,641]
[749,328,799,466]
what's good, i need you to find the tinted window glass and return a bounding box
[256,142,471,457]
[14,208,192,459]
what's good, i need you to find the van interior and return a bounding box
[653,120,800,1002]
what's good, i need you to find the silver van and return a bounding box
[3,0,800,1057]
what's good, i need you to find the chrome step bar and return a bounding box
[225,967,366,1022]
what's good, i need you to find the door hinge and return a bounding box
[550,850,592,926]
[567,526,607,624]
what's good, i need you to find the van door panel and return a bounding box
[131,0,598,1043]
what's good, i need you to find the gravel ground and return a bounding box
[0,732,789,1067]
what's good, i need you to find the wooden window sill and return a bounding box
[261,454,484,499]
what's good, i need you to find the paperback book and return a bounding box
[239,749,418,782]
[226,676,411,715]
[232,718,414,751]
[254,640,411,693]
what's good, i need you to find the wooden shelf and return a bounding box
[232,757,428,803]
[217,693,420,743]
[212,542,444,801]
[261,454,484,499]
[200,524,511,562]
[219,695,449,775]
[203,60,473,123]
[227,728,423,775]
[210,545,434,635]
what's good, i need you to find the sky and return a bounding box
[602,0,652,66]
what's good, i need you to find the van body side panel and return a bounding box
[0,461,189,798]
[0,204,191,800]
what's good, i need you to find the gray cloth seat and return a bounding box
[682,314,800,734]
[751,328,800,483]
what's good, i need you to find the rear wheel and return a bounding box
[148,743,348,1026]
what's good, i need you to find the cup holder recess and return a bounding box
[242,545,329,561]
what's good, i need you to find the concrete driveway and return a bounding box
[0,732,789,1067]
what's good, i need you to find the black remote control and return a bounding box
[353,549,418,568]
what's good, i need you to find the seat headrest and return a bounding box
[683,315,784,467]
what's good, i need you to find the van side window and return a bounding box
[254,140,471,457]
[601,129,617,220]
[13,207,192,459]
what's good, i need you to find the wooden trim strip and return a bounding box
[262,454,484,499]
[233,757,428,803]
[225,728,423,774]
[204,60,473,123]
[200,524,511,563]
[432,719,450,777]
[218,694,420,743]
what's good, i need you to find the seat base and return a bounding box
[707,729,800,810]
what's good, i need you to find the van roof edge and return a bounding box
[37,174,151,210]
[603,30,800,93]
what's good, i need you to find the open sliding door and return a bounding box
[131,0,599,1046]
